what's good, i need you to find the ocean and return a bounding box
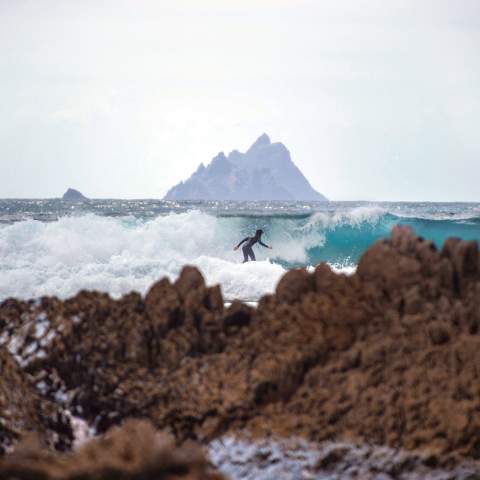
[1,199,479,303]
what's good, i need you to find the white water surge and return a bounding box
[0,211,296,302]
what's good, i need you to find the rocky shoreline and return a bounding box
[1,226,479,478]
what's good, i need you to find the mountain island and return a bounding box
[164,134,327,201]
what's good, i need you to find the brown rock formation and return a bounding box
[0,347,72,455]
[1,226,480,465]
[0,419,224,480]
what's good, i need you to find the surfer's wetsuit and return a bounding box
[235,230,271,263]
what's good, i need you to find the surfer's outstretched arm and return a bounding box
[234,237,249,250]
[259,240,272,249]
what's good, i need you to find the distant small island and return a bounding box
[164,134,327,201]
[62,188,88,201]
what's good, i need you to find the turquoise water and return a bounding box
[307,212,480,266]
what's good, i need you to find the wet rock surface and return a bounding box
[209,436,480,479]
[0,347,72,455]
[1,226,480,476]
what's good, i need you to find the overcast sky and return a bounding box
[1,0,479,201]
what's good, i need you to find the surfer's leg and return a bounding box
[248,248,256,261]
[242,246,249,263]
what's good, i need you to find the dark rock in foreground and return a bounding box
[1,226,480,477]
[62,188,87,201]
[0,420,224,480]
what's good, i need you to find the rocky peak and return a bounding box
[193,163,206,176]
[211,152,227,164]
[247,133,271,152]
[62,188,87,202]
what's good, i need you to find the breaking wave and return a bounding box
[0,206,479,302]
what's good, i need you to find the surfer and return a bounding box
[234,229,272,263]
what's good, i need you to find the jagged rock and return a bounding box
[223,301,253,332]
[313,262,338,292]
[275,268,313,304]
[175,265,207,300]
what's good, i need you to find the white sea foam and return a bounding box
[304,205,386,231]
[0,212,290,302]
[193,256,285,302]
[331,264,357,276]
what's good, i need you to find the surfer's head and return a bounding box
[255,229,263,237]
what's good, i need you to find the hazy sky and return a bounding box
[1,0,479,201]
